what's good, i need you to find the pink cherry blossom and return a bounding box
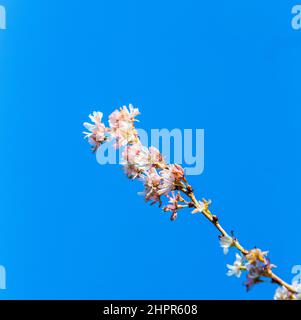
[109,104,140,129]
[108,104,140,148]
[158,164,185,196]
[140,168,162,204]
[163,192,181,221]
[83,111,107,152]
[149,146,166,167]
[122,144,167,178]
[122,142,151,178]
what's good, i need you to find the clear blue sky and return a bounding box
[0,0,300,299]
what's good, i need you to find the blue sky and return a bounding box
[0,0,301,299]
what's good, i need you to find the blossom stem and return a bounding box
[268,270,297,294]
[180,182,297,295]
[84,106,298,298]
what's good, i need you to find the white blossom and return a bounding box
[219,235,234,255]
[274,286,292,300]
[191,201,205,214]
[274,282,301,300]
[226,253,244,278]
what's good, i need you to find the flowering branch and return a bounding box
[83,105,300,300]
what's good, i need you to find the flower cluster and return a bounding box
[84,105,186,219]
[244,249,276,291]
[226,248,278,291]
[109,105,140,148]
[84,105,298,300]
[83,104,140,153]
